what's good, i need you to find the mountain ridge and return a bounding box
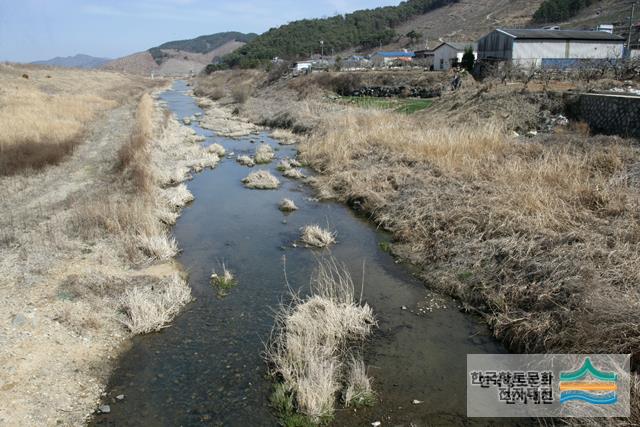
[31,53,111,69]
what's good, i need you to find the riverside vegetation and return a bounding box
[0,64,219,425]
[196,66,640,423]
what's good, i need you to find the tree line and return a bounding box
[533,0,595,23]
[214,0,459,69]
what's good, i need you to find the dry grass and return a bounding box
[282,168,306,180]
[280,198,299,212]
[300,109,640,360]
[232,84,252,104]
[119,273,192,334]
[236,154,255,167]
[242,170,280,189]
[210,263,237,297]
[343,356,375,408]
[267,259,376,423]
[0,64,156,175]
[300,225,336,248]
[207,143,226,157]
[255,143,275,164]
[272,128,298,145]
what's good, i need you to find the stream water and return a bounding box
[93,81,518,426]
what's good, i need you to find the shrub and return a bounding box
[232,84,251,104]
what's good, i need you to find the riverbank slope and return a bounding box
[0,66,216,425]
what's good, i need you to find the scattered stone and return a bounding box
[401,306,407,311]
[116,394,125,401]
[183,117,192,125]
[372,422,381,427]
[412,399,423,405]
[99,405,111,414]
[12,313,27,327]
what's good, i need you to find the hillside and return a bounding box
[31,54,111,69]
[219,0,459,68]
[384,0,633,51]
[103,32,255,76]
[391,0,544,49]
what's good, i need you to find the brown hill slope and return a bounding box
[102,40,247,76]
[381,0,633,50]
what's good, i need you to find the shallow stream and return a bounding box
[93,81,516,426]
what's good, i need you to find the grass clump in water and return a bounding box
[255,144,275,164]
[242,170,280,189]
[267,259,376,424]
[378,241,391,253]
[343,356,376,408]
[207,143,226,157]
[282,168,306,180]
[210,263,236,297]
[280,198,299,212]
[236,155,255,167]
[277,159,291,171]
[300,225,336,248]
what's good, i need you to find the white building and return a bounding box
[293,61,312,72]
[477,28,625,68]
[432,42,477,71]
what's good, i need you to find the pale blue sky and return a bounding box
[0,0,400,62]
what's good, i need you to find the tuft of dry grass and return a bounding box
[255,143,275,164]
[207,143,226,157]
[119,273,192,334]
[300,225,336,248]
[267,259,376,423]
[343,356,375,408]
[210,263,237,297]
[272,128,298,145]
[300,108,640,360]
[242,170,280,189]
[236,154,255,167]
[282,168,306,180]
[279,198,299,212]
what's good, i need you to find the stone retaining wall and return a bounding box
[565,93,640,138]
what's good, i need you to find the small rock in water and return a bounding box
[99,405,111,414]
[401,306,408,311]
[183,117,192,125]
[115,394,125,401]
[412,399,423,405]
[372,422,381,427]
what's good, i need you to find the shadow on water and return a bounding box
[93,81,521,426]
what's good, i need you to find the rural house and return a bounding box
[477,28,625,68]
[433,42,478,71]
[414,48,435,68]
[432,42,478,71]
[371,51,415,67]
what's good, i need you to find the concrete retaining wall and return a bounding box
[566,92,640,138]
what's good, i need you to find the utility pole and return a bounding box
[628,2,636,53]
